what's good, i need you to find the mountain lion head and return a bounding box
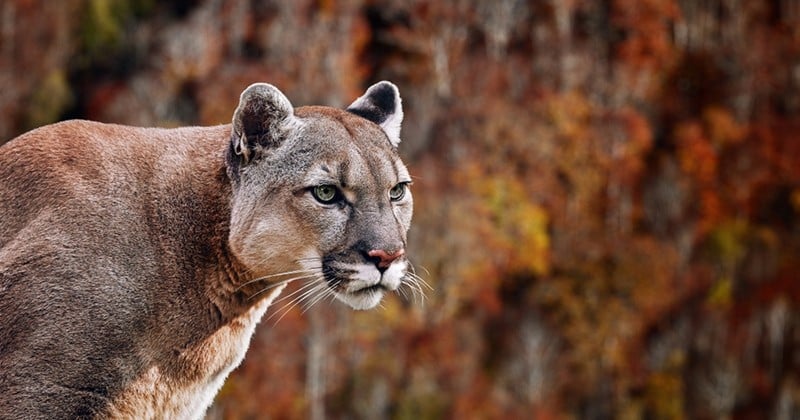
[226,82,414,310]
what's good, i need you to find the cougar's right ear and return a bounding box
[230,83,296,164]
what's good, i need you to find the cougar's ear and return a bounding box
[346,81,403,147]
[230,83,295,164]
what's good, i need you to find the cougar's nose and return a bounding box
[367,249,405,270]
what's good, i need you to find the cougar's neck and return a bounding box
[153,127,261,325]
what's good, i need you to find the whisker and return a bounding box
[396,284,409,300]
[419,265,432,277]
[414,278,431,304]
[405,282,423,305]
[268,277,329,325]
[268,302,298,325]
[270,277,323,305]
[300,284,335,315]
[314,279,342,310]
[296,282,328,307]
[400,272,430,305]
[247,273,320,301]
[268,292,308,325]
[397,279,416,302]
[237,254,322,278]
[406,261,434,290]
[236,267,320,292]
[407,271,434,291]
[410,281,424,303]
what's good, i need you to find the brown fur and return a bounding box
[0,121,271,417]
[0,82,413,418]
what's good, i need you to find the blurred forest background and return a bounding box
[1,0,799,418]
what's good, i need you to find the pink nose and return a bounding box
[368,249,405,269]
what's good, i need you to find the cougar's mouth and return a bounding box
[356,283,386,294]
[320,257,407,310]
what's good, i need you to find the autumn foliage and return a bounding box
[1,0,799,418]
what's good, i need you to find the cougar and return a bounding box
[0,81,415,418]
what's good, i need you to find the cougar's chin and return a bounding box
[334,287,386,310]
[326,260,407,310]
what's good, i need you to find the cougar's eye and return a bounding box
[312,185,341,204]
[389,183,407,201]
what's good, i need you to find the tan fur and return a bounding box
[105,286,284,418]
[0,82,412,418]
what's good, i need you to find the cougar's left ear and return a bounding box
[346,81,403,147]
[231,83,296,164]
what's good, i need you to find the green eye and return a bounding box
[312,185,340,204]
[389,183,407,201]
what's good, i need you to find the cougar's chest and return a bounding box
[106,286,285,419]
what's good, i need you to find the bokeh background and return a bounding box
[2,0,800,418]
